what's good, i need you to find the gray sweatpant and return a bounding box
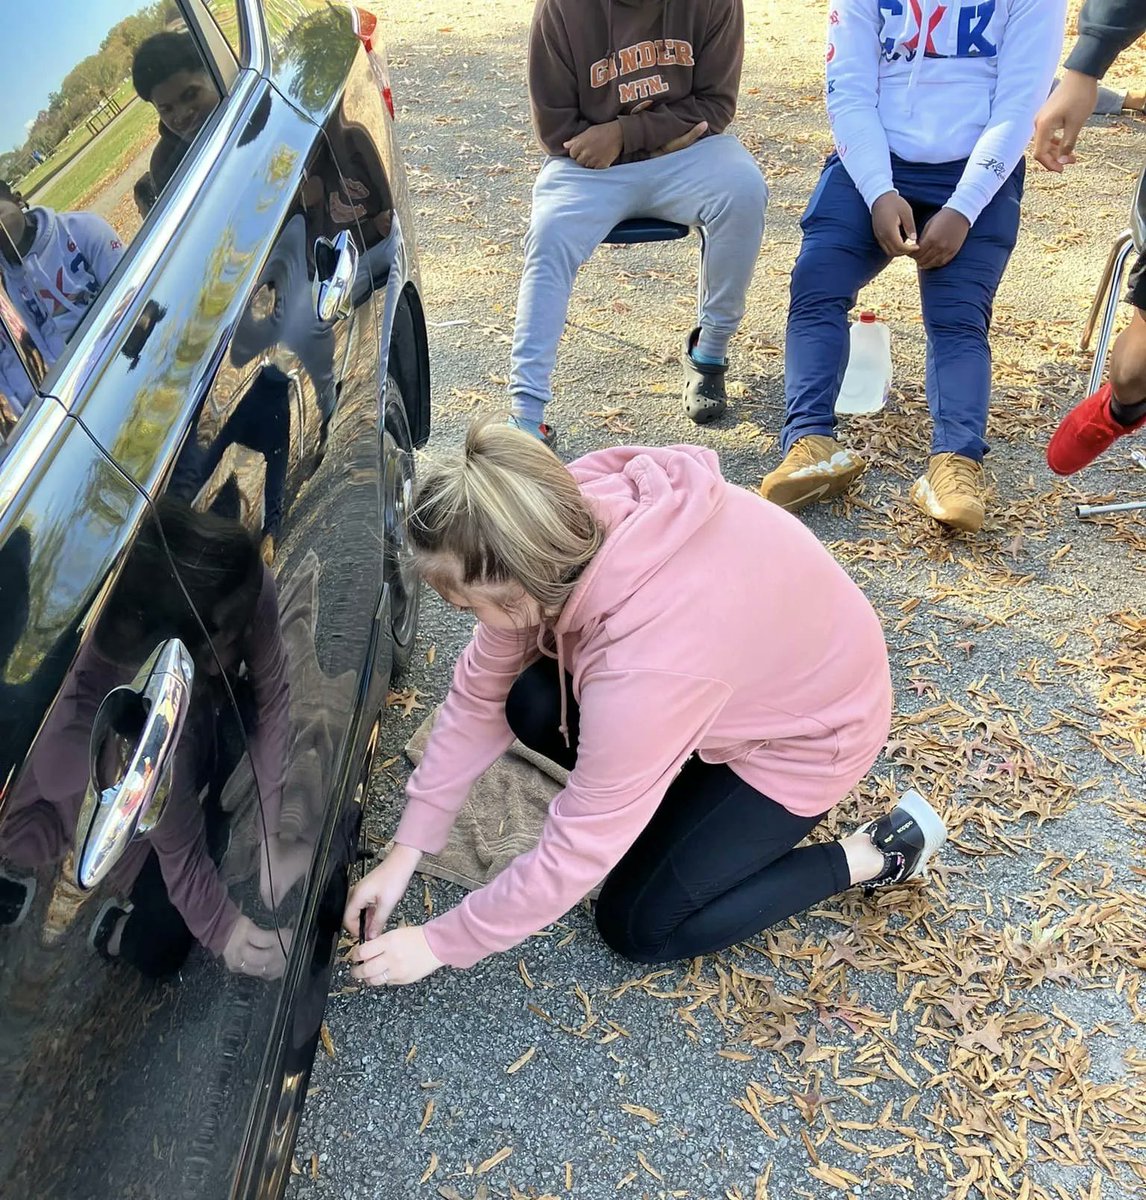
[509,134,768,412]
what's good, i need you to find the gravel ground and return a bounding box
[289,3,1146,1198]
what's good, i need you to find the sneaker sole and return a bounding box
[761,466,865,512]
[930,509,983,534]
[895,789,948,882]
[88,898,129,958]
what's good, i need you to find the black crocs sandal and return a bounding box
[681,327,728,425]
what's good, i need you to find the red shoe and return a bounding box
[1046,382,1146,475]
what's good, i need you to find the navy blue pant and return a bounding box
[782,155,1024,461]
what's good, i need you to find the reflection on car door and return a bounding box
[1,10,392,1200]
[58,53,394,1200]
[0,395,288,1199]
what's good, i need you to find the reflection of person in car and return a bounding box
[169,365,292,565]
[132,174,158,222]
[231,213,339,432]
[0,198,125,414]
[132,31,221,205]
[0,502,293,980]
[314,107,398,300]
[90,502,294,978]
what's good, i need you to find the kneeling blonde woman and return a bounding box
[345,423,946,987]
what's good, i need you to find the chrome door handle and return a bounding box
[75,640,195,890]
[313,230,360,322]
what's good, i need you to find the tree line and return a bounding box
[0,2,180,183]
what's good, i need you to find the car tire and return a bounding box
[382,375,420,676]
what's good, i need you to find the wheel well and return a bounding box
[388,284,431,447]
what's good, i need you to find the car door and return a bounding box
[268,0,427,680]
[0,360,264,1200]
[0,2,392,1197]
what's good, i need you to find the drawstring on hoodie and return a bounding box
[556,631,570,748]
[906,0,931,116]
[535,624,572,749]
[5,215,62,349]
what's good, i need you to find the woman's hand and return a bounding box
[350,924,443,987]
[222,914,290,979]
[343,843,422,942]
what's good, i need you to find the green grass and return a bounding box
[36,101,156,214]
[18,126,91,194]
[18,79,139,196]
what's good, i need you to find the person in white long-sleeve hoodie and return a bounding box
[0,199,125,417]
[759,0,1067,533]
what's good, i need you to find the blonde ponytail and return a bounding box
[409,419,604,614]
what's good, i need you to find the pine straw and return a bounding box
[588,708,1146,1199]
[484,440,1146,1198]
[575,548,1146,1198]
[359,4,1146,1196]
[625,847,1146,1200]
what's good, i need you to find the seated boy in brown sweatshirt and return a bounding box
[508,0,767,442]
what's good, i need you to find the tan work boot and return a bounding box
[759,435,867,512]
[910,453,986,533]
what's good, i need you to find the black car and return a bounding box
[0,2,429,1196]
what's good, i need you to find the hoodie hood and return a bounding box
[1,207,97,326]
[25,206,60,259]
[557,444,725,638]
[0,208,58,284]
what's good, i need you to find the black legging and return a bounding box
[119,849,195,979]
[505,658,853,964]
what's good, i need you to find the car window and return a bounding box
[0,3,233,442]
[204,0,246,63]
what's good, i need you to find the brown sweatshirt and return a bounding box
[527,0,744,163]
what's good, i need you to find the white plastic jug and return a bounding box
[836,311,891,415]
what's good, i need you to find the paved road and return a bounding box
[289,4,1146,1198]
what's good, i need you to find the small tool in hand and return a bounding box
[358,909,367,945]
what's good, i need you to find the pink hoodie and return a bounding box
[396,446,892,969]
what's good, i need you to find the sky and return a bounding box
[0,0,147,153]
